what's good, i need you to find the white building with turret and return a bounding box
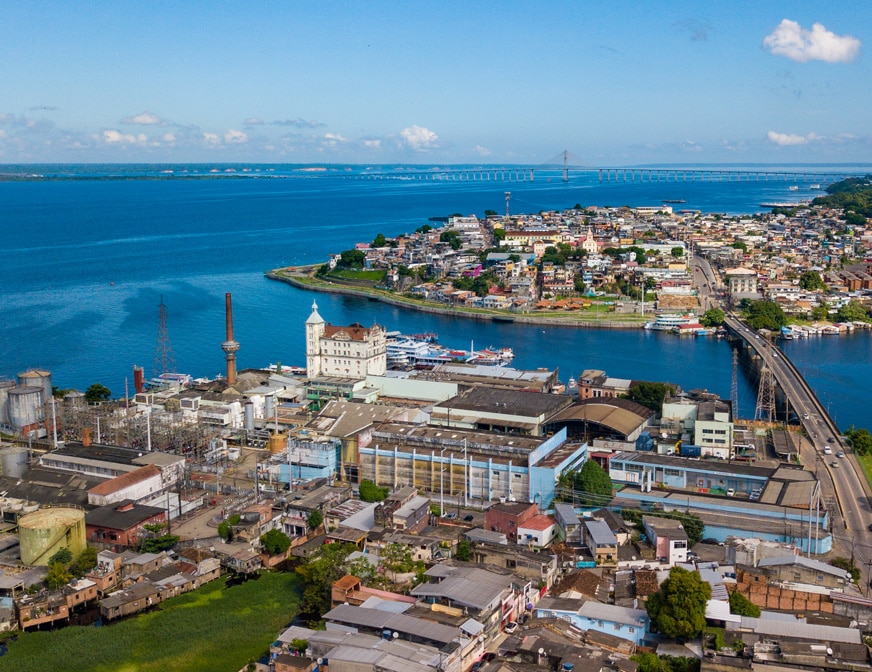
[305,301,387,379]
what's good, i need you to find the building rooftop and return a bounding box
[88,464,162,497]
[434,386,573,419]
[85,500,165,530]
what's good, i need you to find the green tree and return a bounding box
[574,275,586,293]
[372,233,387,248]
[344,555,379,585]
[671,247,685,258]
[358,480,389,502]
[572,460,614,506]
[260,529,292,556]
[140,534,180,553]
[728,590,761,617]
[700,308,725,327]
[45,561,72,590]
[837,299,869,323]
[338,249,366,269]
[484,209,498,217]
[632,653,670,672]
[647,566,711,639]
[307,509,324,532]
[810,303,829,321]
[217,513,241,541]
[846,427,872,456]
[296,542,357,618]
[415,224,433,234]
[440,230,462,250]
[379,542,415,582]
[625,381,675,412]
[455,539,471,561]
[744,300,786,330]
[799,271,827,291]
[731,240,748,253]
[70,546,99,578]
[84,383,111,403]
[290,639,309,654]
[49,547,73,565]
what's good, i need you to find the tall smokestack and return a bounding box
[221,292,240,385]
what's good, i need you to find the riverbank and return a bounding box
[266,266,647,330]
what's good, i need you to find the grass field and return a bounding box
[856,453,872,491]
[1,572,301,672]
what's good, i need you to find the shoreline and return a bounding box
[265,266,645,330]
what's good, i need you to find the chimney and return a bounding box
[82,427,92,447]
[133,365,144,394]
[221,293,240,385]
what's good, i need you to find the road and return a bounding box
[692,254,872,587]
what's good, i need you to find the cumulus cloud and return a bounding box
[767,130,820,146]
[121,111,166,125]
[763,19,860,63]
[243,117,265,126]
[202,132,220,145]
[224,129,248,144]
[102,129,146,144]
[362,139,381,148]
[473,145,491,156]
[400,125,439,151]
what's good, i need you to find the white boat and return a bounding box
[788,185,799,191]
[810,184,821,190]
[644,313,697,331]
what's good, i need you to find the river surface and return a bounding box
[1,163,870,430]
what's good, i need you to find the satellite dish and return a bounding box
[538,648,545,655]
[392,631,399,639]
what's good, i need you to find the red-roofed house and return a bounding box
[517,514,559,549]
[87,464,164,506]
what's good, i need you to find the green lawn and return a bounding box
[2,572,301,672]
[856,453,872,491]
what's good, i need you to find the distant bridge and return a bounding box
[354,150,861,184]
[352,166,856,184]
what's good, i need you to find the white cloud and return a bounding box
[321,133,348,149]
[102,129,145,144]
[162,132,176,144]
[400,125,439,151]
[473,145,491,156]
[224,129,248,144]
[121,111,165,125]
[243,117,265,126]
[767,130,819,146]
[763,19,860,63]
[202,132,220,145]
[362,139,381,148]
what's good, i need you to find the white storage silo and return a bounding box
[8,386,45,429]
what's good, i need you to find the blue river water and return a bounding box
[1,163,870,430]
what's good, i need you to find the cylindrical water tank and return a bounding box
[0,445,29,478]
[64,391,85,408]
[264,395,275,421]
[0,379,15,425]
[8,386,45,428]
[244,402,254,432]
[17,370,52,408]
[18,507,87,566]
[269,432,287,454]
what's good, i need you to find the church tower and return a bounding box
[305,300,325,378]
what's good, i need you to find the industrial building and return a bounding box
[357,425,586,509]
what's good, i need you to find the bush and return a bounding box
[358,480,389,502]
[260,529,291,556]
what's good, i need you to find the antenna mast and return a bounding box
[563,150,569,182]
[154,295,176,375]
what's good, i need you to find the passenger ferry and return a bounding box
[644,313,697,331]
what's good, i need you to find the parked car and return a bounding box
[442,512,457,520]
[750,488,762,501]
[482,653,497,662]
[726,488,735,497]
[831,461,839,468]
[464,514,474,522]
[518,612,529,625]
[504,621,518,634]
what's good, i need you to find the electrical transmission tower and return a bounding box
[153,295,176,375]
[754,365,776,423]
[562,150,569,182]
[730,348,739,420]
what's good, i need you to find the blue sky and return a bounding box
[1,1,870,165]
